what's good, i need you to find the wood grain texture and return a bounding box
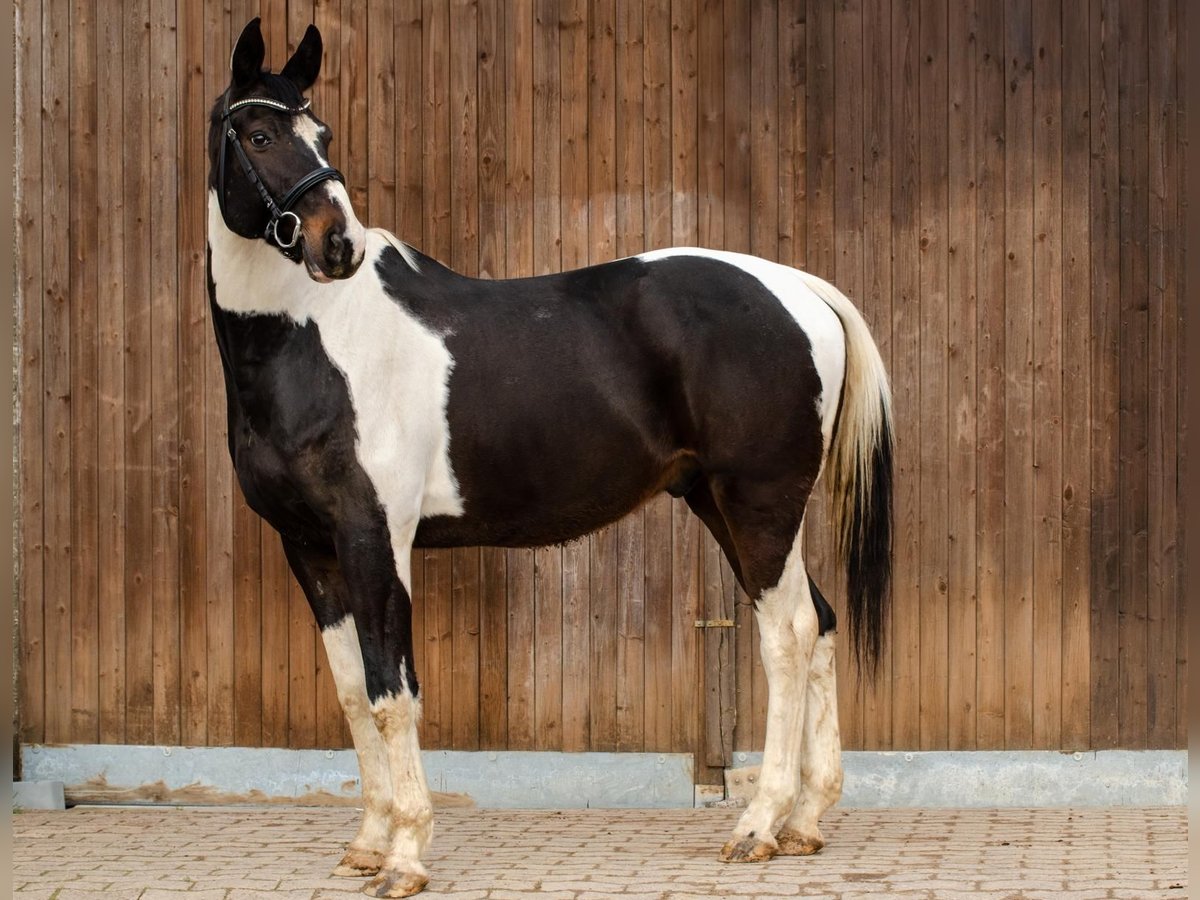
[15,0,1186,759]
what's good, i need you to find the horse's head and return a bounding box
[209,18,366,282]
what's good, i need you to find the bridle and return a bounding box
[218,88,344,260]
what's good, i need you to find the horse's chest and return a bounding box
[226,343,363,539]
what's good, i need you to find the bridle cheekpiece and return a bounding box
[218,89,345,260]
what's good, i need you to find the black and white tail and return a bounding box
[799,271,894,676]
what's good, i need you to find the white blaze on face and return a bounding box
[292,113,367,268]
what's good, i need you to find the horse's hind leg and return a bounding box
[776,613,842,856]
[707,483,817,863]
[281,541,393,878]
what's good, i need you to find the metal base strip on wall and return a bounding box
[19,744,1186,810]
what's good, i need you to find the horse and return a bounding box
[206,17,893,899]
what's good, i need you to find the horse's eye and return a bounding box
[250,132,271,149]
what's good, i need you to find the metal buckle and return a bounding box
[271,211,303,249]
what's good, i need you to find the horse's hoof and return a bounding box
[333,847,384,877]
[363,868,429,898]
[775,827,824,856]
[719,834,778,863]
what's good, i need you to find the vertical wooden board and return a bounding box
[232,498,263,747]
[833,0,865,749]
[644,0,672,253]
[423,0,451,255]
[614,0,647,753]
[423,543,454,746]
[701,530,736,770]
[749,0,777,263]
[122,0,155,747]
[670,0,698,249]
[641,0,671,749]
[16,0,46,746]
[696,0,723,253]
[178,0,209,748]
[394,3,422,272]
[368,0,396,230]
[616,509,647,751]
[776,1,803,268]
[451,548,482,749]
[1175,0,1188,750]
[506,548,537,749]
[887,0,920,750]
[259,542,290,747]
[1088,0,1121,749]
[1030,0,1063,750]
[1146,0,1178,749]
[945,0,978,751]
[973,0,1006,749]
[149,0,181,747]
[559,0,592,753]
[533,546,564,749]
[562,541,591,751]
[479,547,509,748]
[203,1,235,748]
[68,0,99,745]
[504,0,536,752]
[588,0,620,753]
[1116,0,1149,749]
[916,0,949,751]
[341,0,369,219]
[41,0,72,746]
[477,0,506,282]
[95,0,127,745]
[1003,0,1035,750]
[287,575,317,748]
[722,0,749,255]
[1058,0,1092,751]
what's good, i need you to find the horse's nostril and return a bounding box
[325,229,349,269]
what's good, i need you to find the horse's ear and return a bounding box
[231,17,265,88]
[281,24,322,92]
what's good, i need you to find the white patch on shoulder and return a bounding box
[638,248,847,450]
[208,193,464,581]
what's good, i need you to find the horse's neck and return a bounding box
[206,192,336,322]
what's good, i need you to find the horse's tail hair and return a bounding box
[798,270,894,678]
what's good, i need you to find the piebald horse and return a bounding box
[208,18,893,898]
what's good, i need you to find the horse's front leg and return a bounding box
[281,541,395,878]
[336,518,433,899]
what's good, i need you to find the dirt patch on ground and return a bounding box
[67,774,474,808]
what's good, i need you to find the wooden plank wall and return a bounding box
[15,0,1187,764]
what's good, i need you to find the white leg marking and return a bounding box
[321,617,394,874]
[723,531,817,860]
[369,685,433,895]
[778,632,843,855]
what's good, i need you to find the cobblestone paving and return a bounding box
[13,805,1186,899]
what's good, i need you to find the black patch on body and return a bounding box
[376,247,827,594]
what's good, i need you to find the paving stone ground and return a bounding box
[13,805,1186,899]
